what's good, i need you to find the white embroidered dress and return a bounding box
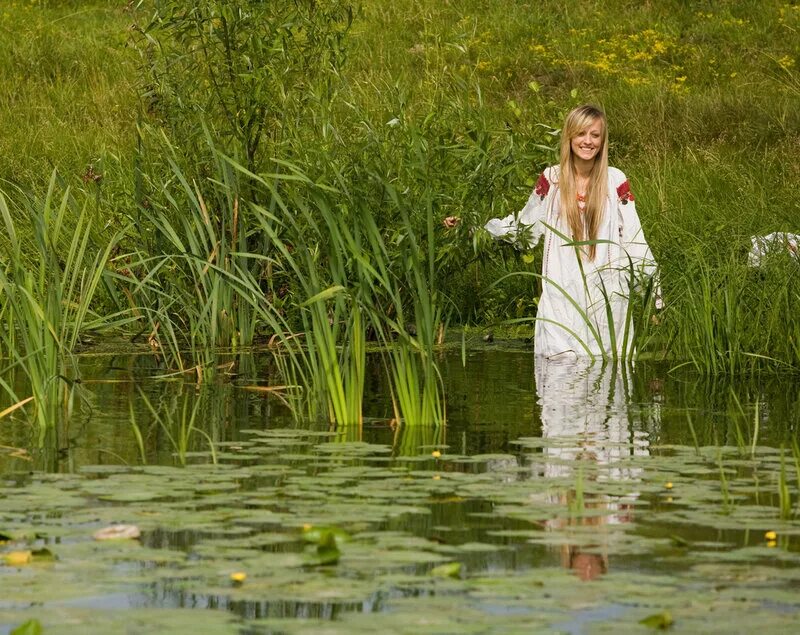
[485,166,657,358]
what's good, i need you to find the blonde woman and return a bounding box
[482,104,659,358]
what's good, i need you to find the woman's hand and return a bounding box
[442,216,460,228]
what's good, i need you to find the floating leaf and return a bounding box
[301,525,350,546]
[669,535,690,547]
[10,619,42,635]
[639,611,674,629]
[313,531,341,566]
[31,548,56,562]
[430,562,462,578]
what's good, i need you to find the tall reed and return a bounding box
[226,149,447,427]
[127,130,300,381]
[247,172,371,425]
[0,174,127,437]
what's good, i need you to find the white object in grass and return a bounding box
[748,232,799,267]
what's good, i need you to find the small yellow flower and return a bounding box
[665,482,673,490]
[431,450,441,458]
[302,523,312,531]
[666,496,673,503]
[432,474,441,480]
[230,572,247,583]
[767,540,777,548]
[3,550,31,566]
[765,530,777,541]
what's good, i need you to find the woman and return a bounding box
[481,104,659,358]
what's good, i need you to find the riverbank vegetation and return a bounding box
[0,1,799,433]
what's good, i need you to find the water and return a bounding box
[1,348,799,633]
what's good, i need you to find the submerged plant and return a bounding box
[132,386,218,466]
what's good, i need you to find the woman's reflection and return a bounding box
[535,355,649,581]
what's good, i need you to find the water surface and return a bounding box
[1,348,799,633]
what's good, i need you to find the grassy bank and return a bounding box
[0,0,798,421]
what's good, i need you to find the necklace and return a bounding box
[576,192,587,213]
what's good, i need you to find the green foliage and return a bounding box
[123,129,276,378]
[136,0,354,176]
[0,175,128,436]
[10,619,43,635]
[0,3,137,198]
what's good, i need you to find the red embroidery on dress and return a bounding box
[535,172,550,200]
[616,180,635,205]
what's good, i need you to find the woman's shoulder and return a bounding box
[533,165,560,199]
[539,165,560,184]
[607,166,627,184]
[607,166,636,205]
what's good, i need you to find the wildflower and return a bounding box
[665,482,673,489]
[230,572,247,584]
[765,530,777,540]
[431,450,442,458]
[3,550,31,566]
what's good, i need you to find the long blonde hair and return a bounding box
[558,105,609,261]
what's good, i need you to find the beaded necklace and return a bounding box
[577,191,587,213]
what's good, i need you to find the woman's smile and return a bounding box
[571,119,604,162]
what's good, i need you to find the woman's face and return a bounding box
[570,118,604,162]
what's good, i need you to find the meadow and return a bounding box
[0,0,799,433]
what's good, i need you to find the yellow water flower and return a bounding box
[230,572,247,584]
[665,482,673,490]
[431,450,441,458]
[765,530,777,541]
[3,550,31,566]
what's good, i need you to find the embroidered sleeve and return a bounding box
[616,180,635,205]
[484,169,552,249]
[535,171,551,200]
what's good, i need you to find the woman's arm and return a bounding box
[484,169,554,249]
[615,171,662,308]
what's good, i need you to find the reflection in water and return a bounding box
[4,349,800,475]
[535,356,649,581]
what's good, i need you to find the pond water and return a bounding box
[2,346,800,633]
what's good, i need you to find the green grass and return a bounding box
[0,0,798,384]
[0,174,129,437]
[0,2,137,197]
